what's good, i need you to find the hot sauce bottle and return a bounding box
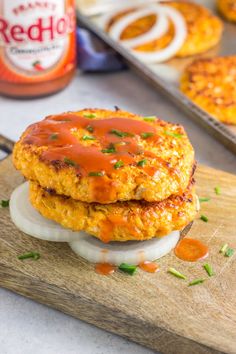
[0,0,76,98]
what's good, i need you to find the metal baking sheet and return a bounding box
[76,0,236,154]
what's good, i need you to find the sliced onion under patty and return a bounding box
[69,231,180,265]
[10,182,82,242]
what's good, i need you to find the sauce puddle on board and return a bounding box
[95,263,116,275]
[139,261,159,273]
[174,238,209,262]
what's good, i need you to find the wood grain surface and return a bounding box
[0,156,236,354]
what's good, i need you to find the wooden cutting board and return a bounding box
[0,156,236,354]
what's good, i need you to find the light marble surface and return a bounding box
[0,70,235,354]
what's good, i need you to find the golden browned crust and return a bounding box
[218,0,236,22]
[13,108,195,203]
[29,180,197,242]
[180,56,236,125]
[106,1,223,58]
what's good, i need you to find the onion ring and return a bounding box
[104,4,187,63]
[69,231,180,265]
[10,182,82,242]
[108,6,169,48]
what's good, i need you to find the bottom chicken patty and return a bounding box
[29,181,197,243]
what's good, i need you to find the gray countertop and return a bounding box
[0,70,235,354]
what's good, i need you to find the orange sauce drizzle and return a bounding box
[95,263,116,275]
[100,215,141,243]
[139,261,159,273]
[23,113,159,179]
[174,238,209,262]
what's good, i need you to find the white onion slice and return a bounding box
[10,182,82,242]
[132,6,187,63]
[108,6,169,48]
[69,231,180,266]
[104,4,187,63]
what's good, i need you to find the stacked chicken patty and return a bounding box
[13,109,197,243]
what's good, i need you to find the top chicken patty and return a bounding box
[13,109,195,204]
[106,1,223,58]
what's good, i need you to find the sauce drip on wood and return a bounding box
[95,263,116,275]
[174,238,209,262]
[139,261,159,273]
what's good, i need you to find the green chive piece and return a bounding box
[18,252,40,261]
[214,186,221,195]
[164,131,183,138]
[137,159,147,167]
[220,243,228,254]
[188,279,205,287]
[199,197,211,203]
[119,263,137,275]
[82,135,96,141]
[1,200,9,208]
[200,215,208,222]
[143,116,156,122]
[114,160,124,169]
[86,125,94,133]
[83,113,96,118]
[168,267,187,280]
[89,171,104,177]
[225,248,234,257]
[141,132,154,139]
[101,144,116,154]
[203,263,214,277]
[110,129,134,138]
[64,157,76,166]
[50,133,58,140]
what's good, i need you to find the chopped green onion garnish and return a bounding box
[141,132,154,139]
[188,279,205,287]
[225,248,234,257]
[164,131,183,138]
[83,113,96,118]
[49,133,58,140]
[220,243,228,254]
[64,157,76,166]
[119,263,137,275]
[110,129,134,138]
[199,197,211,203]
[1,200,9,208]
[114,160,124,169]
[214,186,221,195]
[143,116,156,122]
[101,144,116,154]
[168,267,187,280]
[88,171,104,177]
[82,135,96,141]
[86,125,94,133]
[18,252,40,260]
[200,215,208,222]
[203,263,214,277]
[137,159,147,167]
